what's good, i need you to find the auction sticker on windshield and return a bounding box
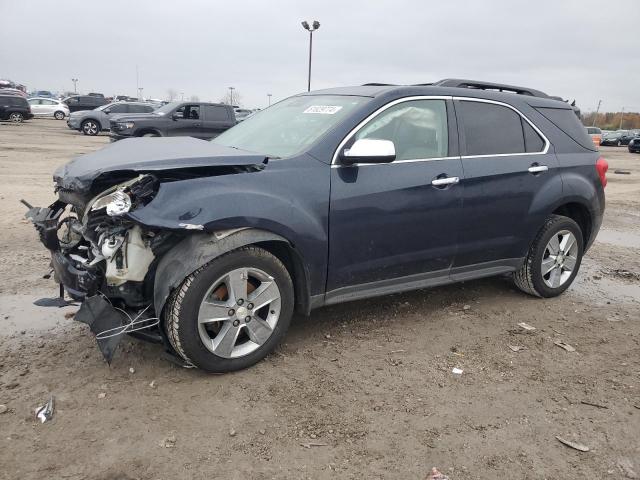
[304,105,343,114]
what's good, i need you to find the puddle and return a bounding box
[0,294,77,336]
[571,275,640,305]
[596,229,640,249]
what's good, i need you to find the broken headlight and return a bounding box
[91,190,132,216]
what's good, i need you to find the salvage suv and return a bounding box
[26,79,607,372]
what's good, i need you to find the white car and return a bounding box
[27,97,70,120]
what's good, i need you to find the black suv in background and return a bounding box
[109,101,236,140]
[0,94,33,122]
[63,95,109,112]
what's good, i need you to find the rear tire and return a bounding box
[81,119,100,136]
[54,111,65,120]
[513,215,583,298]
[142,132,160,137]
[165,246,294,373]
[9,112,24,122]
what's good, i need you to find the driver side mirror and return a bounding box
[340,138,396,165]
[103,109,111,114]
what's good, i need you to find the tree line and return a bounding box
[581,111,640,130]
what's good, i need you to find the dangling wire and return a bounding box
[95,298,160,340]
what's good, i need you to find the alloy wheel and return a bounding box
[541,230,578,288]
[83,121,98,135]
[54,111,65,120]
[9,113,23,122]
[197,267,282,358]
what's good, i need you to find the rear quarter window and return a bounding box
[535,107,596,151]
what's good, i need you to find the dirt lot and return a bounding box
[0,118,639,479]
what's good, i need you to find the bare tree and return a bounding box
[189,95,200,102]
[167,88,178,101]
[219,90,242,107]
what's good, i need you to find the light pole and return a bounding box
[619,107,625,130]
[301,20,320,92]
[181,92,184,101]
[71,78,78,93]
[138,87,144,100]
[267,93,272,106]
[228,87,235,106]
[592,99,601,127]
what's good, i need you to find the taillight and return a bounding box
[596,157,608,188]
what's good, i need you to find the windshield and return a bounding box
[212,95,367,157]
[153,102,181,115]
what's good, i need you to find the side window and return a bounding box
[522,120,545,152]
[459,101,526,155]
[180,104,200,120]
[355,99,448,160]
[66,97,79,104]
[204,105,229,121]
[28,99,40,105]
[108,104,128,113]
[42,99,56,105]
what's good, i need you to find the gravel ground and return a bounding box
[0,119,639,480]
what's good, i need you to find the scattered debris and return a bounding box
[229,428,237,437]
[462,304,471,311]
[64,312,75,320]
[614,169,631,175]
[0,404,8,414]
[35,396,55,423]
[554,341,576,353]
[324,334,331,339]
[580,400,608,409]
[300,441,328,448]
[390,349,406,354]
[555,435,590,452]
[451,367,464,375]
[425,468,450,480]
[97,392,106,399]
[517,322,536,332]
[259,429,266,435]
[129,367,136,374]
[160,434,176,448]
[617,457,638,479]
[149,380,157,389]
[508,345,526,352]
[550,327,565,335]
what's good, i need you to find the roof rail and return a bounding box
[431,79,549,98]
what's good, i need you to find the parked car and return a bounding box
[108,101,236,140]
[63,95,108,113]
[601,130,636,146]
[25,79,607,372]
[585,126,602,149]
[0,93,33,122]
[67,102,157,135]
[27,97,70,119]
[628,134,640,153]
[88,92,105,98]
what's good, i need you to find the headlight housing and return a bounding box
[117,122,135,130]
[91,190,132,216]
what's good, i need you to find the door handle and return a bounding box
[194,123,201,127]
[528,165,548,174]
[431,176,460,187]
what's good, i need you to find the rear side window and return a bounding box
[204,105,229,121]
[108,104,128,113]
[8,97,27,107]
[459,101,525,155]
[535,107,596,151]
[586,127,601,135]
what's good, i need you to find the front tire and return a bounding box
[513,215,584,298]
[81,119,100,136]
[54,111,65,120]
[165,246,294,372]
[9,112,24,122]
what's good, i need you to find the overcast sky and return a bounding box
[1,0,638,112]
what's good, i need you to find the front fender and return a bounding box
[153,229,290,315]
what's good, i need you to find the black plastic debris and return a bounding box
[75,295,129,364]
[34,297,76,308]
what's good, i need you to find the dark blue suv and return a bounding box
[27,79,608,372]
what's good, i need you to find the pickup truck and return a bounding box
[109,101,236,141]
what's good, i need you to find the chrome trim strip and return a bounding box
[330,95,552,167]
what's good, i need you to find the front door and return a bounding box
[327,98,463,300]
[168,104,203,137]
[202,104,233,139]
[452,98,562,270]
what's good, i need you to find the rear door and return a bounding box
[202,105,232,138]
[327,97,464,297]
[28,98,44,115]
[40,99,58,115]
[452,98,562,272]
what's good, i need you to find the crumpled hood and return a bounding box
[54,137,267,193]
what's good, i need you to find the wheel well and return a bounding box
[256,240,311,316]
[552,203,592,247]
[136,128,161,137]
